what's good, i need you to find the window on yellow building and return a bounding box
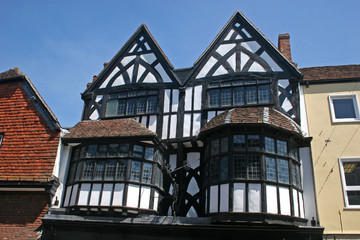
[339,158,360,208]
[329,95,360,123]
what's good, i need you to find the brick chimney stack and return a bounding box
[278,33,292,62]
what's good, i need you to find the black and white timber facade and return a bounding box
[43,11,323,240]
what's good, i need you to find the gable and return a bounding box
[192,12,300,80]
[88,25,178,93]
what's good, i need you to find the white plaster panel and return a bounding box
[140,53,156,64]
[241,41,260,53]
[217,110,224,115]
[279,187,291,215]
[240,52,250,71]
[196,56,217,79]
[235,34,242,40]
[70,184,78,206]
[193,85,202,111]
[121,56,136,66]
[143,72,157,83]
[187,152,200,169]
[233,183,245,212]
[248,183,261,212]
[144,42,150,50]
[64,186,72,207]
[89,184,101,206]
[134,117,140,122]
[213,65,228,76]
[136,64,146,82]
[140,186,151,209]
[266,185,278,214]
[112,183,124,206]
[141,116,147,127]
[169,114,177,139]
[293,189,299,217]
[129,43,137,53]
[185,87,193,111]
[216,43,236,56]
[153,191,159,211]
[224,29,235,41]
[169,154,177,171]
[164,89,171,113]
[210,185,218,213]
[187,177,199,196]
[127,65,134,82]
[207,111,216,122]
[112,74,125,86]
[227,53,236,72]
[242,29,251,38]
[172,90,179,112]
[78,184,91,205]
[187,206,197,217]
[100,184,113,206]
[281,97,293,112]
[155,63,172,82]
[192,113,201,136]
[148,115,157,133]
[183,114,191,137]
[127,184,140,208]
[220,184,229,212]
[260,52,283,72]
[100,66,120,88]
[139,36,144,41]
[249,61,266,72]
[299,191,305,218]
[89,109,99,120]
[95,95,103,103]
[162,115,169,139]
[278,79,289,89]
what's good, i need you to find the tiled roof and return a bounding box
[300,65,360,81]
[0,67,25,79]
[63,119,157,141]
[200,107,303,136]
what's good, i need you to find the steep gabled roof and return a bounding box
[63,119,157,142]
[300,64,360,82]
[0,67,60,130]
[84,24,179,94]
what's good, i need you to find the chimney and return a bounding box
[93,75,97,82]
[104,62,109,68]
[278,33,292,62]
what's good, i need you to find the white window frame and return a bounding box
[328,94,360,123]
[339,157,360,208]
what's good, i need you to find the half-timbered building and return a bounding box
[42,11,323,239]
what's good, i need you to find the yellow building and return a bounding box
[302,65,360,239]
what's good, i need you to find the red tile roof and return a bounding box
[200,107,303,136]
[63,119,157,141]
[300,65,360,81]
[0,77,60,182]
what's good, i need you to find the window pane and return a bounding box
[142,163,153,184]
[344,162,360,186]
[145,147,154,161]
[266,157,276,181]
[210,158,220,182]
[234,87,245,106]
[147,96,158,113]
[133,145,144,158]
[137,97,147,114]
[154,150,163,164]
[221,137,228,153]
[209,89,220,107]
[248,135,260,151]
[130,161,141,181]
[118,99,126,116]
[87,145,97,158]
[265,137,275,153]
[347,191,360,205]
[75,162,83,181]
[108,144,119,157]
[94,161,105,180]
[292,164,301,187]
[233,155,246,179]
[278,159,289,183]
[221,88,232,106]
[83,161,95,180]
[333,98,356,119]
[246,86,257,104]
[105,160,116,180]
[67,163,76,183]
[234,135,246,151]
[220,156,228,181]
[258,85,271,103]
[116,160,127,180]
[106,99,118,117]
[98,145,107,157]
[119,144,129,157]
[211,139,219,156]
[247,155,260,179]
[277,140,287,156]
[127,99,137,115]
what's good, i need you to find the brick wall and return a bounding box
[0,192,49,240]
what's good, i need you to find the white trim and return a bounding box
[328,94,360,123]
[0,187,46,192]
[339,157,360,208]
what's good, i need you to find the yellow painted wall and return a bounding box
[304,82,360,234]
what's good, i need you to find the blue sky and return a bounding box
[1,0,360,127]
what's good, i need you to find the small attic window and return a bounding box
[0,134,3,146]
